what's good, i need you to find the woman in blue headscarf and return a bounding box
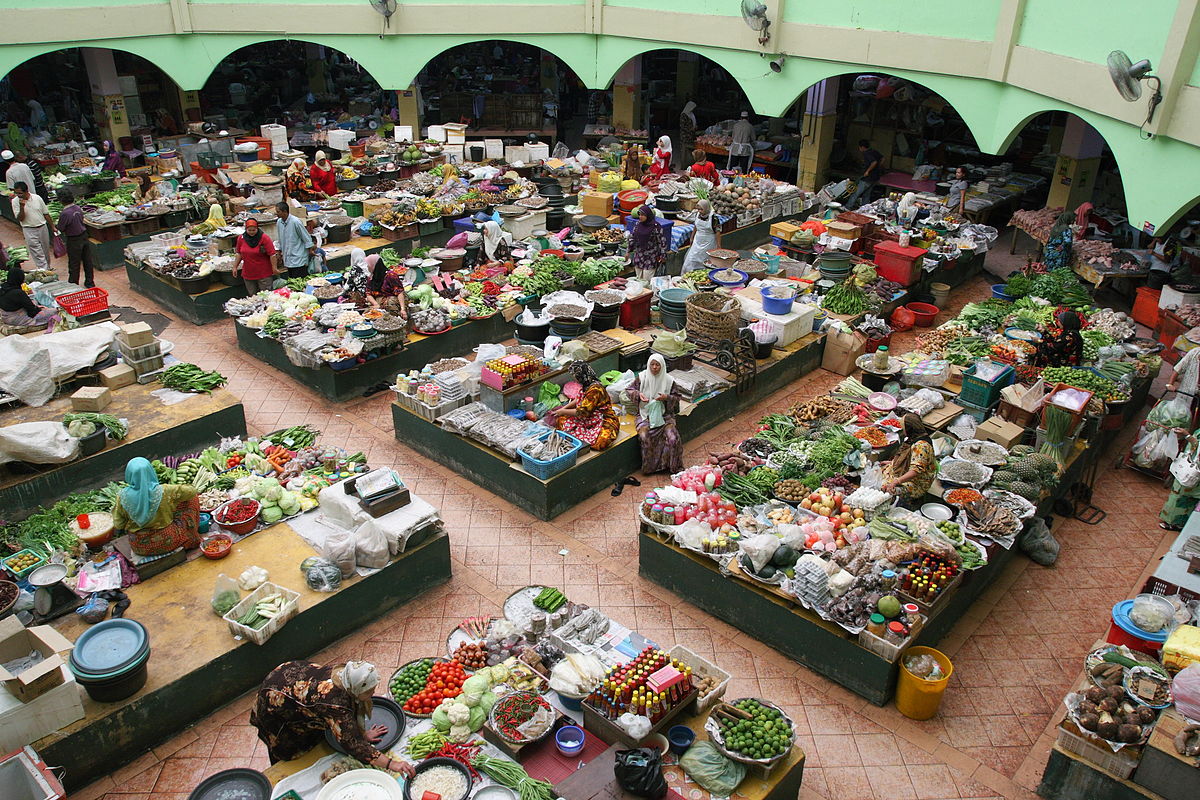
[111,457,201,556]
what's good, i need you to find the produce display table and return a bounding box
[878,171,939,195]
[124,260,247,325]
[37,520,452,792]
[235,312,514,402]
[0,385,246,519]
[393,331,827,519]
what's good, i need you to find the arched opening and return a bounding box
[197,41,387,131]
[0,46,185,148]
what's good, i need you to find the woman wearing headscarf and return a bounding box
[110,456,200,556]
[366,254,408,318]
[1042,211,1075,270]
[680,199,719,274]
[631,353,683,474]
[882,414,935,505]
[343,247,371,304]
[649,136,672,180]
[233,218,278,294]
[678,101,697,169]
[0,263,58,331]
[1034,310,1085,368]
[553,361,620,451]
[310,150,337,197]
[629,205,668,282]
[687,149,719,185]
[135,174,160,204]
[481,220,513,264]
[285,157,319,201]
[251,660,414,774]
[101,140,125,176]
[194,202,226,235]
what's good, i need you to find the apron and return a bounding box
[681,216,718,273]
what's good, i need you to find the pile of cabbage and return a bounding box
[232,476,315,523]
[430,664,507,741]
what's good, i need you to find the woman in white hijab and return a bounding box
[344,247,370,302]
[285,156,319,201]
[630,353,683,474]
[896,192,921,225]
[650,135,673,179]
[481,220,513,262]
[251,659,414,774]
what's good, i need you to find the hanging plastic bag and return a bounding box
[211,574,241,617]
[614,748,667,800]
[679,741,746,797]
[1148,394,1192,428]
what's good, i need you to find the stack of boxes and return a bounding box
[115,322,166,383]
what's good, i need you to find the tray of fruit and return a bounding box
[705,698,795,766]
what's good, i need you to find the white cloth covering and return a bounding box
[0,321,118,405]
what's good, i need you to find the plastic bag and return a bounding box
[679,741,746,796]
[614,748,667,799]
[904,653,944,680]
[354,524,390,570]
[211,574,241,616]
[672,518,711,550]
[617,713,652,740]
[1134,425,1180,469]
[468,343,507,379]
[302,557,343,592]
[890,306,915,332]
[1148,395,1192,428]
[740,533,780,573]
[1017,516,1059,566]
[322,527,357,579]
[1173,664,1200,722]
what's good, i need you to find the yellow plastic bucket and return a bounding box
[895,646,953,720]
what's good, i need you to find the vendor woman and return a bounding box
[285,157,322,201]
[631,353,683,474]
[251,660,415,775]
[882,414,935,505]
[1033,309,1084,367]
[553,361,620,451]
[366,254,408,318]
[310,151,338,197]
[111,457,200,556]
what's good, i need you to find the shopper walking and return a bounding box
[729,111,755,174]
[629,204,668,281]
[57,191,96,287]
[846,139,884,208]
[233,218,278,294]
[274,202,315,280]
[11,181,57,270]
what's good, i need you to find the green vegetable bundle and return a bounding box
[567,257,624,289]
[160,363,228,393]
[821,282,868,315]
[63,412,127,440]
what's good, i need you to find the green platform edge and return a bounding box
[1037,747,1156,800]
[0,402,247,520]
[125,261,245,325]
[392,333,827,520]
[46,529,453,792]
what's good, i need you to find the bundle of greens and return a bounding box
[62,413,127,440]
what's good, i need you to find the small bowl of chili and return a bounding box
[201,533,233,559]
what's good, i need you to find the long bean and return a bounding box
[159,363,228,393]
[471,754,555,800]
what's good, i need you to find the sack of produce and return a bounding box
[614,747,668,800]
[1148,395,1192,428]
[301,557,342,592]
[211,574,241,616]
[679,741,746,796]
[322,527,357,579]
[1174,665,1200,723]
[1017,517,1059,566]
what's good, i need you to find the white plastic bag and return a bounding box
[673,518,711,550]
[354,524,390,570]
[860,462,884,490]
[0,422,80,465]
[322,527,357,578]
[468,342,507,378]
[740,533,780,573]
[1173,664,1200,722]
[617,712,652,739]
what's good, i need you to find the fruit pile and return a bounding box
[390,658,435,705]
[452,642,489,669]
[400,660,467,715]
[990,446,1058,501]
[796,487,867,534]
[715,699,792,761]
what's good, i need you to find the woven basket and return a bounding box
[685,292,741,341]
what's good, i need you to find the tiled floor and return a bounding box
[2,222,1175,800]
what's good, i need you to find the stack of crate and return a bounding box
[116,323,166,382]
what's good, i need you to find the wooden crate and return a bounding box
[582,687,697,748]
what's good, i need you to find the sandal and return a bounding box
[611,481,625,497]
[1159,522,1181,531]
[623,476,641,487]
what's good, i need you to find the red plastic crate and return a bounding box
[1132,286,1161,329]
[56,287,109,316]
[620,292,652,330]
[873,241,927,287]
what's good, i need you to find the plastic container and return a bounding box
[1133,286,1162,329]
[403,758,474,800]
[905,302,939,327]
[187,768,271,800]
[929,282,951,307]
[895,646,953,720]
[668,725,696,754]
[958,362,1015,408]
[991,284,1014,301]
[556,690,587,711]
[517,431,583,480]
[223,582,300,645]
[213,498,261,536]
[760,285,796,315]
[555,724,586,755]
[55,287,109,317]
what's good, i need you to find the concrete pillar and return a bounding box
[81,48,130,146]
[676,52,699,107]
[612,58,642,131]
[396,86,421,139]
[797,77,840,192]
[1047,115,1104,212]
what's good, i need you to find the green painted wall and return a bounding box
[1018,0,1175,65]
[783,0,1002,41]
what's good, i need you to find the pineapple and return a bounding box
[1012,457,1040,482]
[1010,445,1035,458]
[1009,481,1041,501]
[991,470,1017,488]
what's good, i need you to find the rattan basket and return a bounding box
[685,292,741,341]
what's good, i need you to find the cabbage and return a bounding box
[468,705,485,731]
[278,491,301,516]
[261,504,283,524]
[473,666,493,685]
[478,691,497,713]
[67,419,97,437]
[432,705,451,732]
[461,675,490,696]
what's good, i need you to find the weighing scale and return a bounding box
[27,563,82,624]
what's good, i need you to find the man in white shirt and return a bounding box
[11,181,58,270]
[729,111,756,173]
[3,151,35,194]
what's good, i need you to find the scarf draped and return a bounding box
[242,224,265,254]
[346,248,369,296]
[120,457,165,528]
[482,221,511,261]
[336,660,379,728]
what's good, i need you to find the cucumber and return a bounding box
[1101,651,1168,676]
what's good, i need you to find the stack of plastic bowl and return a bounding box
[69,618,151,702]
[658,287,693,331]
[817,251,853,283]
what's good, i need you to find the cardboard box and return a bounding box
[974,416,1025,449]
[70,386,111,412]
[769,221,802,241]
[1135,708,1199,799]
[0,666,85,751]
[0,618,74,702]
[825,221,861,240]
[117,321,154,348]
[442,123,467,144]
[821,326,867,376]
[98,364,135,390]
[579,191,614,218]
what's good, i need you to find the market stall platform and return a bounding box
[125,261,246,325]
[236,312,516,402]
[392,331,828,520]
[35,519,452,792]
[639,528,1017,706]
[0,386,246,519]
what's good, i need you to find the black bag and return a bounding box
[614,747,668,799]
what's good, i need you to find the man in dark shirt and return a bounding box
[57,190,97,287]
[846,139,884,208]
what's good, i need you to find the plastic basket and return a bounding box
[56,287,109,316]
[958,363,1014,408]
[669,645,731,714]
[517,431,582,480]
[857,615,926,662]
[223,581,300,645]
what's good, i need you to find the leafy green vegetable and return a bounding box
[63,413,127,440]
